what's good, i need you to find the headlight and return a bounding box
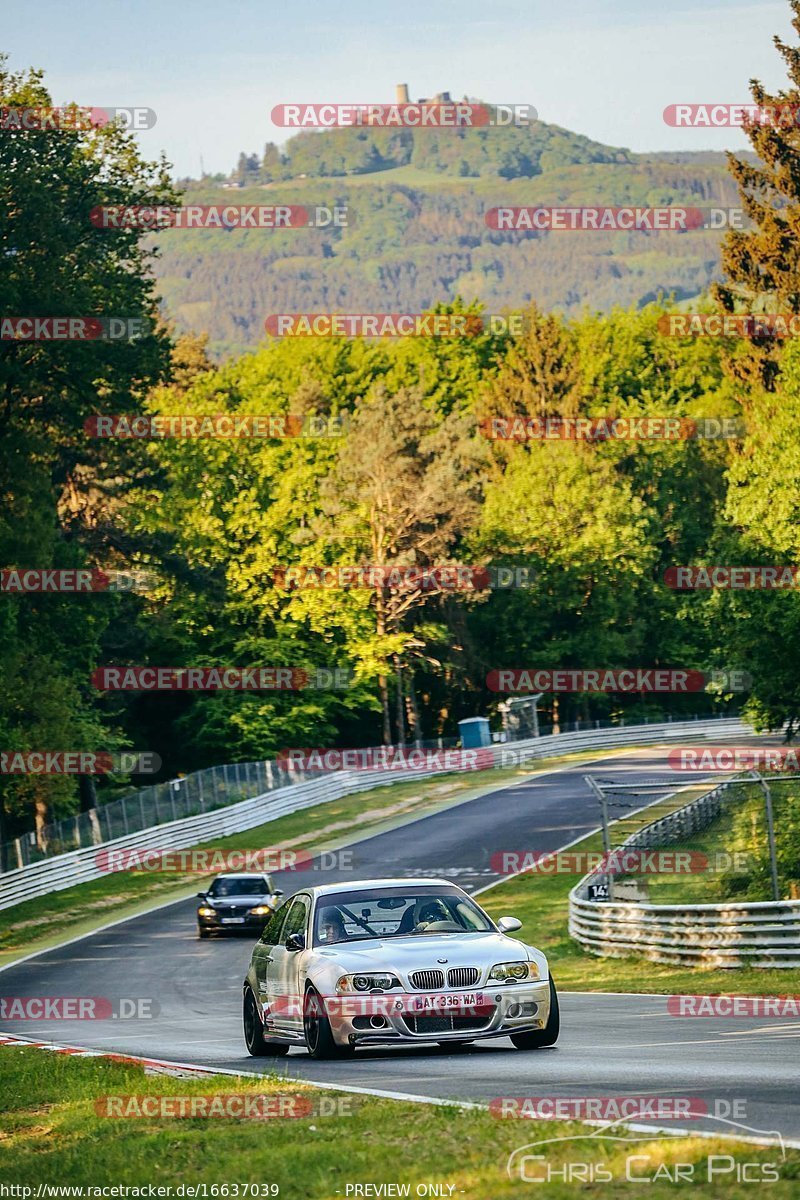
[248,905,273,916]
[488,961,539,983]
[336,973,402,993]
[198,906,215,917]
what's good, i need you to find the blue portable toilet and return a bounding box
[458,716,491,748]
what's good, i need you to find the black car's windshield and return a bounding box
[314,886,493,945]
[208,877,273,897]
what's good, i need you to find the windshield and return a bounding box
[313,886,494,945]
[208,876,273,897]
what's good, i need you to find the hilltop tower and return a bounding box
[396,83,410,104]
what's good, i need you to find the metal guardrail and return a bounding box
[569,776,800,969]
[0,717,749,914]
[3,714,733,868]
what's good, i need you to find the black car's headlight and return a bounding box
[336,973,402,993]
[248,905,274,916]
[488,961,539,983]
[198,906,216,917]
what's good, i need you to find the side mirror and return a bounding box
[196,892,207,899]
[497,916,522,934]
[285,932,305,952]
[274,890,284,897]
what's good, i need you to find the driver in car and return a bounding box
[319,907,348,943]
[414,898,451,929]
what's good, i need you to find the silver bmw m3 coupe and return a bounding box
[242,878,559,1058]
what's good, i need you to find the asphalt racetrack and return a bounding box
[2,745,798,1145]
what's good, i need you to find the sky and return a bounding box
[3,0,795,177]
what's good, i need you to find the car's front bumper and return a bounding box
[198,913,271,933]
[326,979,552,1046]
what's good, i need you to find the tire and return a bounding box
[303,986,353,1060]
[243,987,289,1057]
[198,926,210,939]
[510,977,560,1049]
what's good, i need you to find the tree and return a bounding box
[320,383,485,742]
[478,302,581,433]
[0,59,177,845]
[719,340,800,735]
[713,0,800,391]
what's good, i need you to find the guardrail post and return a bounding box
[753,772,781,902]
[585,775,613,901]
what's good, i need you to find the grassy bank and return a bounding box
[1,1046,796,1197]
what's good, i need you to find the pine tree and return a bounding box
[713,0,800,390]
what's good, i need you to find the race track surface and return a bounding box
[2,745,798,1145]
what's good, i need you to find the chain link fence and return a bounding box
[2,737,458,869]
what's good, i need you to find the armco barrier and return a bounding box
[0,717,748,913]
[569,775,800,968]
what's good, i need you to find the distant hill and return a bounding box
[153,118,741,358]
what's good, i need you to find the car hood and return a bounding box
[311,931,532,971]
[204,894,277,906]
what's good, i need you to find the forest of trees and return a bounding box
[160,152,741,358]
[4,1,800,852]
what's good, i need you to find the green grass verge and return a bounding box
[1,1047,797,1197]
[0,745,641,964]
[478,807,800,994]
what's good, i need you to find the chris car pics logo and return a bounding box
[506,1118,784,1184]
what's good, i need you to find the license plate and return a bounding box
[220,917,245,924]
[411,992,484,1012]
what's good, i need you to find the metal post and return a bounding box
[585,775,613,901]
[753,772,780,902]
[531,693,542,739]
